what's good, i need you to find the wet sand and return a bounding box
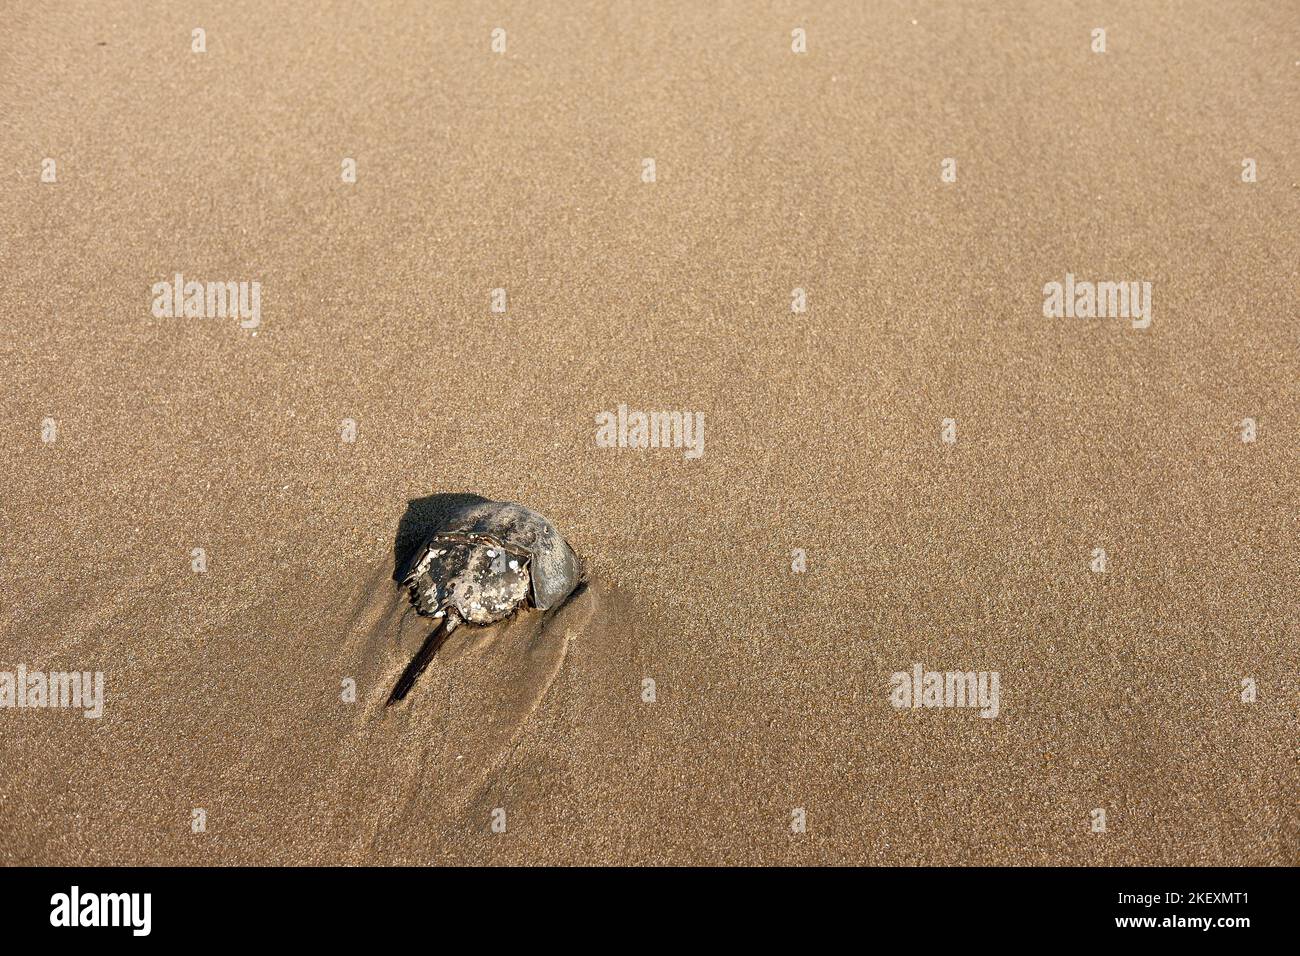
[0,1,1296,864]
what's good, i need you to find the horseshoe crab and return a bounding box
[387,499,582,704]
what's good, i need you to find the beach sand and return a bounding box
[0,0,1296,865]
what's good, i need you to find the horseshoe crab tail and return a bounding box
[386,616,456,705]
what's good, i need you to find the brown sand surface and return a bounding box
[0,1,1296,865]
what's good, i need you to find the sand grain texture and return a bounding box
[0,0,1296,864]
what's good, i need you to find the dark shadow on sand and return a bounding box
[391,492,493,582]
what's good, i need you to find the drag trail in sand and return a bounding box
[327,541,601,862]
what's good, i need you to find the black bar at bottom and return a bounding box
[0,866,1280,941]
